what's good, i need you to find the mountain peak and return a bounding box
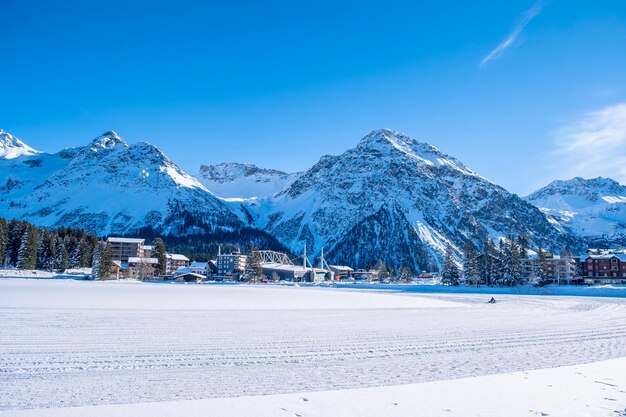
[528,176,626,199]
[91,131,127,151]
[0,129,40,159]
[355,128,480,178]
[357,129,412,150]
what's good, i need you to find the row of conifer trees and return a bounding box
[441,235,575,287]
[0,217,101,272]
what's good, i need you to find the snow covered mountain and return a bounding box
[0,131,243,235]
[0,130,40,159]
[236,129,579,272]
[196,162,301,199]
[525,177,626,244]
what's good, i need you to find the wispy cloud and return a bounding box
[479,1,545,68]
[553,103,626,184]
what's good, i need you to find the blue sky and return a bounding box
[2,0,626,195]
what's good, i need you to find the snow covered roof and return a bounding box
[190,261,208,268]
[580,254,626,261]
[128,257,158,264]
[175,272,205,279]
[167,253,190,261]
[175,265,206,274]
[330,265,354,272]
[107,237,145,244]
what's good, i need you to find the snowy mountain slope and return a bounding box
[0,131,243,235]
[525,177,626,243]
[196,162,301,199]
[0,129,40,159]
[238,129,579,272]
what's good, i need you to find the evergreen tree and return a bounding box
[245,247,263,282]
[77,238,91,268]
[462,238,480,286]
[440,244,460,286]
[66,236,80,268]
[500,236,522,286]
[16,225,38,269]
[98,242,112,280]
[36,228,46,269]
[55,238,68,272]
[479,238,495,286]
[78,235,98,268]
[517,234,529,260]
[0,218,7,266]
[5,219,24,267]
[490,242,504,286]
[531,247,550,287]
[153,237,167,275]
[37,229,56,271]
[500,238,515,286]
[91,242,101,279]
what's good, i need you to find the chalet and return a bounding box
[175,261,209,277]
[175,272,205,283]
[110,260,123,280]
[581,254,626,285]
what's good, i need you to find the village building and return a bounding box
[329,265,354,279]
[521,254,577,285]
[142,245,154,257]
[127,257,158,280]
[581,253,626,285]
[217,251,247,277]
[174,261,209,277]
[107,237,145,263]
[353,269,379,282]
[174,272,205,283]
[109,260,123,280]
[166,253,190,275]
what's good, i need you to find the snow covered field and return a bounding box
[2,279,626,416]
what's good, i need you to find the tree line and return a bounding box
[0,218,103,272]
[441,234,573,287]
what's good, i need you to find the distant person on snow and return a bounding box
[488,297,496,304]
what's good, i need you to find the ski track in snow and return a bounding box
[1,280,626,411]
